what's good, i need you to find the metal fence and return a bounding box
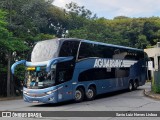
[154,70,160,85]
[152,70,160,93]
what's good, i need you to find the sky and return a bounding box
[53,0,160,19]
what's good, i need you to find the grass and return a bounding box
[151,77,160,93]
[152,84,160,94]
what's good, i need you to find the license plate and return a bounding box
[32,101,39,103]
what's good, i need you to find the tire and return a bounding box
[128,81,133,92]
[133,81,138,90]
[74,88,84,102]
[86,86,96,101]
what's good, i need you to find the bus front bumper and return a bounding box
[23,87,58,103]
[23,93,58,103]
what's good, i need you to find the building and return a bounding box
[144,42,160,80]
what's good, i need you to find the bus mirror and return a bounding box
[11,60,26,74]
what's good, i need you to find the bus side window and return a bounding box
[78,68,115,81]
[78,42,118,59]
[59,41,79,58]
[78,43,94,59]
[56,62,74,84]
[57,69,73,83]
[58,71,65,82]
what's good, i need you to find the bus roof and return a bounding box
[58,38,143,52]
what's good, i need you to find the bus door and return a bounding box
[56,66,74,102]
[57,81,73,102]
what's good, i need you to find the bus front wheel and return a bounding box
[86,87,96,101]
[128,81,133,91]
[74,88,84,102]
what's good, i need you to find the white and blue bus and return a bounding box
[11,38,148,103]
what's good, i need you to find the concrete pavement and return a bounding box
[0,96,22,101]
[0,82,160,120]
[1,82,159,101]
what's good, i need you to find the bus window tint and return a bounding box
[78,42,145,61]
[78,42,114,59]
[78,67,129,82]
[78,68,115,81]
[59,41,79,57]
[124,50,144,60]
[78,42,95,59]
[56,61,74,84]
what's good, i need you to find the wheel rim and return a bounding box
[129,83,132,90]
[75,90,82,101]
[87,89,94,99]
[134,82,137,89]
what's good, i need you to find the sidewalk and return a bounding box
[0,96,22,101]
[144,88,160,100]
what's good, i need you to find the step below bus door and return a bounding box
[57,82,73,102]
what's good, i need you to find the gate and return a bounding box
[153,70,160,93]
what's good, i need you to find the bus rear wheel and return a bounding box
[86,87,96,101]
[74,88,84,102]
[133,81,138,90]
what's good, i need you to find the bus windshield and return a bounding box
[25,66,56,89]
[31,39,60,62]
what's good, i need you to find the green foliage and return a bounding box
[66,2,95,19]
[14,65,25,82]
[68,13,160,49]
[35,33,56,40]
[0,10,9,38]
[0,0,58,96]
[2,1,160,96]
[0,10,28,53]
[152,84,160,93]
[135,35,149,49]
[152,72,160,93]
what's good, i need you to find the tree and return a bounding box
[0,9,29,96]
[0,0,60,96]
[0,10,9,96]
[135,35,149,48]
[65,2,96,30]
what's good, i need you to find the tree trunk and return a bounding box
[7,52,11,97]
[11,75,15,96]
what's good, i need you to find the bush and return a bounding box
[152,84,160,93]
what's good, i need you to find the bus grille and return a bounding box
[26,93,46,97]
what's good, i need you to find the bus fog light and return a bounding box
[48,97,54,101]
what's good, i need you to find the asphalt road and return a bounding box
[0,82,160,120]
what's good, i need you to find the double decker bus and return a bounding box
[11,38,148,103]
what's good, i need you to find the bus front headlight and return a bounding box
[46,91,52,95]
[23,91,27,94]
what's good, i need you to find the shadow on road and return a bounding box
[30,88,143,107]
[96,88,142,100]
[30,100,75,107]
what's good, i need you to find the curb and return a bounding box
[144,89,160,100]
[0,96,23,101]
